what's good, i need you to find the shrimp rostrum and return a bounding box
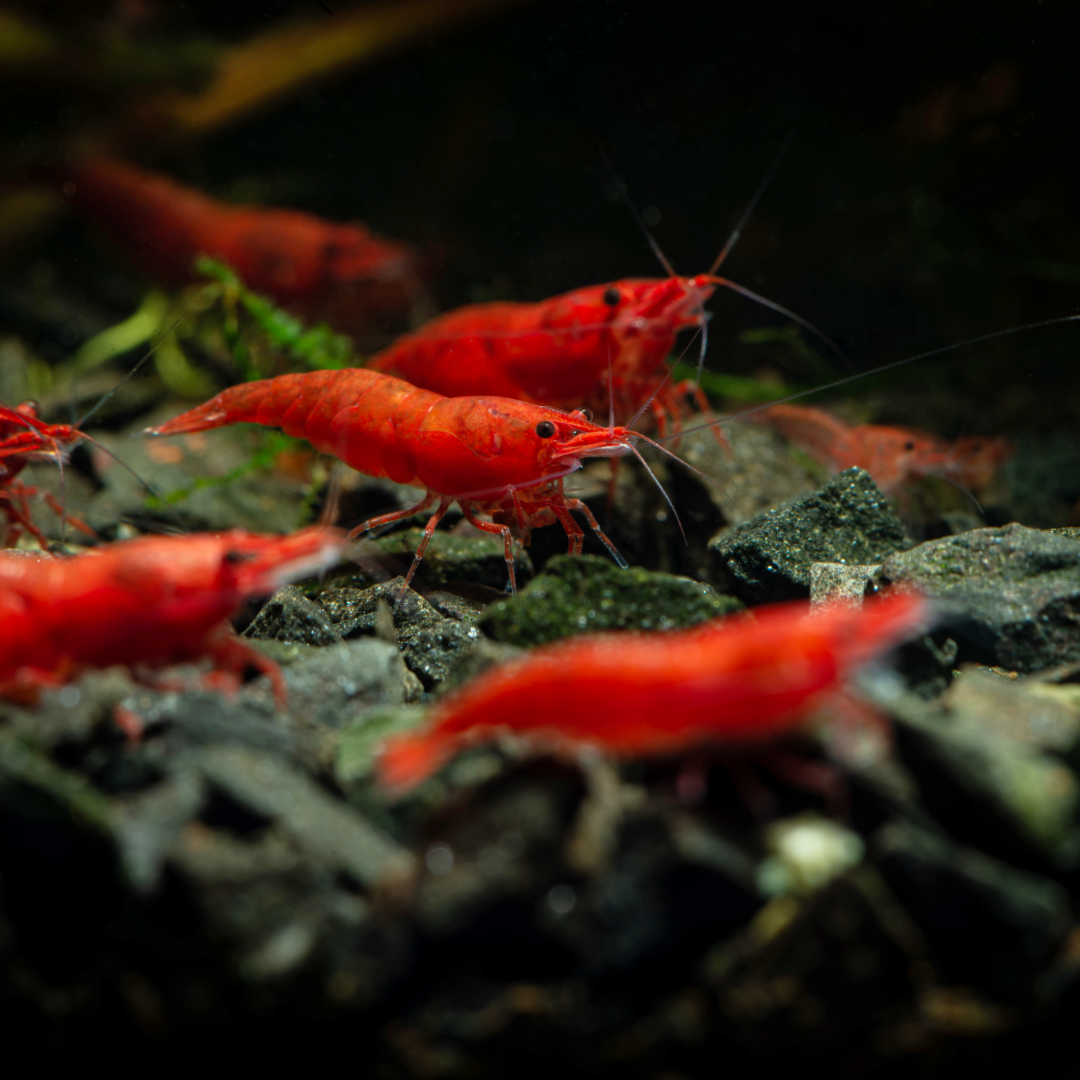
[147,368,694,594]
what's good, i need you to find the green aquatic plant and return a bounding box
[196,256,354,373]
[63,257,358,398]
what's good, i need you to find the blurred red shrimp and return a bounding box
[376,590,930,793]
[936,434,1014,491]
[753,402,1011,498]
[0,401,96,548]
[0,526,344,706]
[44,157,422,336]
[145,368,702,596]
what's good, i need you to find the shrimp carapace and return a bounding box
[368,272,840,439]
[377,591,931,793]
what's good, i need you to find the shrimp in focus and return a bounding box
[376,591,929,793]
[369,271,842,442]
[145,368,693,596]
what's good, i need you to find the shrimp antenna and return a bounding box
[703,274,850,370]
[77,315,186,428]
[628,322,706,430]
[660,313,1080,443]
[78,432,190,535]
[708,131,795,275]
[56,435,67,546]
[606,342,615,432]
[695,310,712,385]
[630,428,725,494]
[627,442,686,542]
[599,146,678,278]
[936,474,985,514]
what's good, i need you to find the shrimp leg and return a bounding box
[351,494,455,598]
[547,496,629,568]
[459,505,519,592]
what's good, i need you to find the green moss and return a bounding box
[480,554,743,647]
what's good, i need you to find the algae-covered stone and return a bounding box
[711,468,909,605]
[336,706,429,788]
[872,524,1080,673]
[372,527,534,590]
[479,554,743,647]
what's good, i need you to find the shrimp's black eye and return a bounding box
[602,287,620,306]
[535,420,557,438]
[223,550,246,564]
[579,408,593,421]
[904,440,916,451]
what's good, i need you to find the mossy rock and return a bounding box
[479,554,743,647]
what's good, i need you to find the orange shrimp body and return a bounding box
[937,435,1014,491]
[147,368,654,592]
[368,275,719,430]
[0,527,343,703]
[755,403,1010,497]
[377,591,929,792]
[0,401,94,548]
[51,158,418,329]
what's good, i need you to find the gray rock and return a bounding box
[197,745,415,893]
[113,769,208,893]
[89,407,312,534]
[872,523,1080,673]
[318,578,484,690]
[944,668,1080,758]
[810,561,880,610]
[711,468,909,605]
[261,638,424,727]
[662,417,819,525]
[874,819,1072,998]
[884,692,1080,871]
[244,584,343,646]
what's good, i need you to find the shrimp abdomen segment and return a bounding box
[148,369,442,485]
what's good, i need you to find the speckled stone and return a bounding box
[873,523,1080,673]
[710,468,910,605]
